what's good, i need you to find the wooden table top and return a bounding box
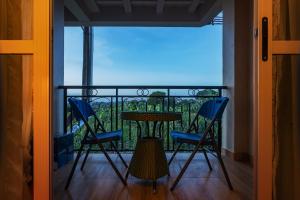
[121,111,182,122]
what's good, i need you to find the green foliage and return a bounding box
[147,91,166,106]
[127,99,140,111]
[197,89,218,97]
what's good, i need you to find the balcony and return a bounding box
[52,85,253,199]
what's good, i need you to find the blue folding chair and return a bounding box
[65,98,128,189]
[169,97,233,190]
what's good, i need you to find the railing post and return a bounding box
[121,97,124,150]
[172,97,175,130]
[217,88,222,153]
[115,89,119,150]
[70,108,73,134]
[116,88,119,130]
[162,97,165,112]
[188,103,191,126]
[63,88,67,134]
[167,89,170,150]
[110,97,113,131]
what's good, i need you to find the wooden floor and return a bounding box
[53,153,253,200]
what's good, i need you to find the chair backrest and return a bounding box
[187,97,229,133]
[68,98,95,121]
[68,98,106,134]
[198,97,229,121]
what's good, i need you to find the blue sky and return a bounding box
[64,25,222,86]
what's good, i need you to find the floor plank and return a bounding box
[53,153,253,200]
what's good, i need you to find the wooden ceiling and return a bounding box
[64,0,222,26]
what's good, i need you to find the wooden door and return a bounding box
[0,0,51,199]
[256,0,300,199]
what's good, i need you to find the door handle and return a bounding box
[262,17,268,61]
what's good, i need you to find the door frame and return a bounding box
[255,0,273,199]
[255,0,300,199]
[0,0,51,199]
[1,0,300,199]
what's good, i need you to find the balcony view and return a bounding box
[62,26,223,151]
[54,22,252,200]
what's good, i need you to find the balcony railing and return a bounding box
[58,85,227,152]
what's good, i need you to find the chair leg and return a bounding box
[153,180,157,193]
[98,143,127,186]
[65,144,84,189]
[170,145,198,191]
[125,168,130,181]
[203,149,212,171]
[111,142,128,168]
[80,145,91,171]
[215,150,233,190]
[168,143,182,166]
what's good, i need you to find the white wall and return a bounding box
[223,0,235,152]
[222,0,253,160]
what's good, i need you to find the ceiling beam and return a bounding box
[96,1,195,7]
[65,7,208,26]
[84,0,100,13]
[123,0,132,13]
[166,1,192,6]
[65,20,207,27]
[156,0,165,14]
[188,0,202,13]
[97,1,122,6]
[65,0,89,21]
[198,0,222,25]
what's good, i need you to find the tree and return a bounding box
[147,91,166,106]
[196,89,219,104]
[196,89,218,97]
[127,99,139,110]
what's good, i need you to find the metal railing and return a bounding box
[58,85,227,152]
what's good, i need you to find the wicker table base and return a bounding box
[128,137,169,180]
[121,111,182,192]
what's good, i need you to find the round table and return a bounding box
[121,111,182,192]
